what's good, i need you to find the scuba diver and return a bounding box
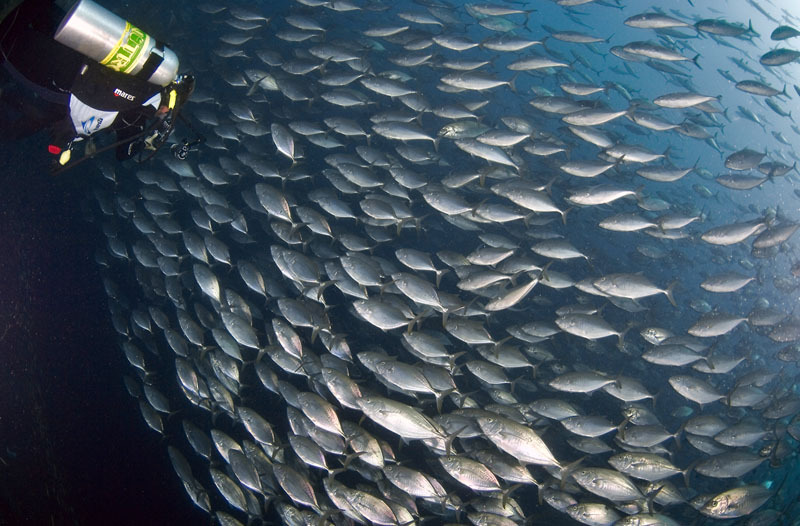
[0,0,196,169]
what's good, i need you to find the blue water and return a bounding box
[5,0,800,524]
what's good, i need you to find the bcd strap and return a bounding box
[134,40,165,82]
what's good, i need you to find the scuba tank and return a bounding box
[54,0,179,87]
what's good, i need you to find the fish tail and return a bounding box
[665,280,678,308]
[508,73,519,94]
[558,456,585,490]
[560,206,572,225]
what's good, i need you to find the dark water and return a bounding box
[0,138,201,524]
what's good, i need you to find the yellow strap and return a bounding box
[168,89,177,110]
[121,33,149,74]
[100,21,131,65]
[59,150,71,166]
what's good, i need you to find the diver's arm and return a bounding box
[113,76,194,161]
[113,94,164,161]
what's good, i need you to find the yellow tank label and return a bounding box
[100,22,150,74]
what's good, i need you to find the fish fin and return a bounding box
[541,176,556,196]
[558,456,585,490]
[449,352,467,374]
[434,268,449,288]
[616,417,630,440]
[665,279,678,308]
[522,212,534,228]
[435,389,455,414]
[644,483,665,512]
[531,363,540,382]
[672,426,683,451]
[495,335,513,348]
[338,452,365,475]
[683,459,701,488]
[633,184,646,205]
[650,390,659,412]
[316,280,336,302]
[616,322,633,350]
[407,315,420,334]
[539,261,553,283]
[540,35,550,51]
[508,73,519,94]
[560,206,572,226]
[500,483,522,509]
[444,425,467,456]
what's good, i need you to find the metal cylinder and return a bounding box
[54,0,179,87]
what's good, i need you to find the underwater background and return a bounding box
[4,0,800,525]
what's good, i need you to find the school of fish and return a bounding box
[88,0,800,524]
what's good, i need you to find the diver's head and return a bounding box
[174,74,195,102]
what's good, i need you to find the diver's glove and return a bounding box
[125,139,145,158]
[142,114,173,151]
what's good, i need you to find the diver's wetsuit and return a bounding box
[0,0,166,160]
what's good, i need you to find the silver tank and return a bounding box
[54,0,179,87]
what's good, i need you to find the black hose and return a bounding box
[50,121,157,176]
